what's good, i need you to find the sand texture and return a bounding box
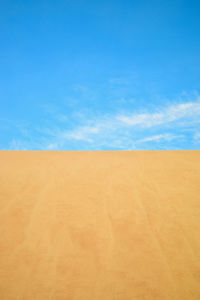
[0,150,200,300]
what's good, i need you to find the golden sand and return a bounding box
[0,150,200,300]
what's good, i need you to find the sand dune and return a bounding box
[0,150,200,300]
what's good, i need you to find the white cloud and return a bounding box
[136,134,177,143]
[194,132,200,142]
[6,95,200,150]
[117,100,200,128]
[54,98,200,148]
[59,125,101,142]
[46,143,59,150]
[9,139,27,150]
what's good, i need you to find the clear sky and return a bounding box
[1,0,200,150]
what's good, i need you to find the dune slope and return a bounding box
[0,150,200,300]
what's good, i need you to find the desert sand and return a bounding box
[0,150,200,300]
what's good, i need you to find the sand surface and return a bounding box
[0,150,200,300]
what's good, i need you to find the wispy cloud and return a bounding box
[117,101,200,128]
[136,133,178,144]
[9,139,28,151]
[194,132,200,142]
[41,95,200,150]
[46,143,59,150]
[5,94,200,150]
[60,125,100,142]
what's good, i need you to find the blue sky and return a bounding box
[1,0,200,150]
